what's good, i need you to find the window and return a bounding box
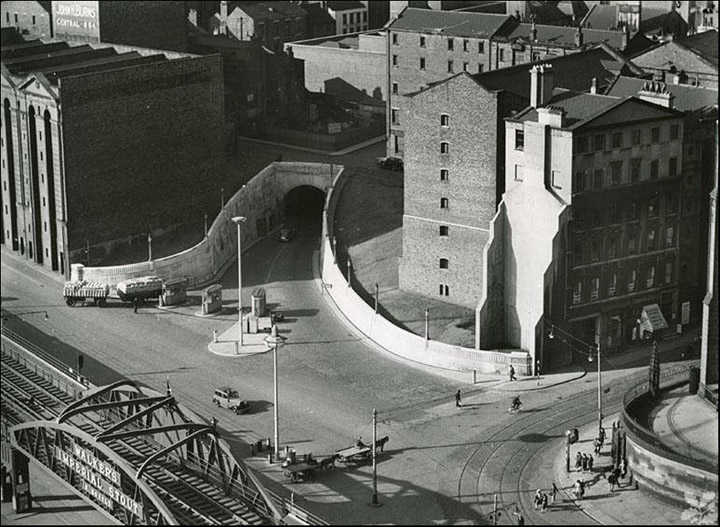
[32,15,36,25]
[478,41,485,53]
[608,237,617,258]
[392,32,397,44]
[363,11,367,22]
[463,39,469,52]
[591,240,600,261]
[632,129,641,145]
[593,169,603,189]
[463,62,469,72]
[651,127,660,143]
[440,169,449,181]
[609,203,620,224]
[439,258,449,269]
[667,194,678,214]
[420,57,426,70]
[576,137,588,153]
[44,221,46,232]
[441,114,449,127]
[629,201,639,221]
[448,60,454,73]
[594,134,605,151]
[440,142,449,154]
[650,159,659,180]
[447,38,454,50]
[670,124,679,140]
[612,132,622,148]
[669,157,678,177]
[647,228,656,250]
[478,64,484,73]
[574,171,586,191]
[42,197,46,207]
[551,170,562,189]
[514,164,524,181]
[14,13,18,23]
[665,262,673,284]
[439,284,449,296]
[648,198,657,216]
[515,129,524,150]
[343,13,348,25]
[666,226,675,247]
[575,209,585,230]
[392,54,398,66]
[573,281,582,304]
[628,231,637,253]
[440,197,449,209]
[611,161,622,185]
[391,108,399,124]
[499,48,505,61]
[631,158,641,182]
[440,225,449,236]
[574,244,583,264]
[646,266,655,288]
[392,83,399,96]
[608,273,617,296]
[591,278,600,301]
[420,35,426,47]
[628,269,637,292]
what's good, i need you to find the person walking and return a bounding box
[581,453,588,472]
[133,297,139,313]
[540,492,548,512]
[509,364,517,381]
[513,510,525,526]
[608,471,617,492]
[588,454,594,472]
[551,482,559,504]
[455,389,463,408]
[575,452,583,472]
[533,489,543,510]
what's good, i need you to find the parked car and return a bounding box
[377,156,404,171]
[279,226,297,242]
[212,387,250,414]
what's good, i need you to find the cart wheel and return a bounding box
[291,473,299,483]
[98,298,107,307]
[66,298,76,307]
[284,471,291,479]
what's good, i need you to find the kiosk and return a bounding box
[202,285,222,315]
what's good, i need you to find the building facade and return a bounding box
[1,1,52,39]
[327,1,368,34]
[479,66,688,371]
[1,38,224,277]
[222,1,307,54]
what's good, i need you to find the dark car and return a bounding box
[377,156,404,171]
[279,226,297,242]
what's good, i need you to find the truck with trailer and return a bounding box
[63,281,110,307]
[117,276,164,304]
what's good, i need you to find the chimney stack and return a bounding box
[220,0,229,35]
[530,17,537,41]
[590,77,598,94]
[575,26,584,47]
[638,81,675,109]
[530,64,554,108]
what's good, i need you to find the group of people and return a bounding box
[575,452,594,472]
[532,484,559,513]
[572,479,586,499]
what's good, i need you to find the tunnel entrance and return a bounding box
[282,186,326,230]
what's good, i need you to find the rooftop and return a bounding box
[675,29,719,69]
[233,1,306,20]
[388,7,515,39]
[606,75,718,117]
[327,1,366,11]
[507,23,627,49]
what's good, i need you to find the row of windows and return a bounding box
[341,11,368,25]
[575,124,680,153]
[391,55,485,74]
[574,156,679,190]
[572,262,673,305]
[391,33,486,54]
[573,225,675,265]
[574,195,678,230]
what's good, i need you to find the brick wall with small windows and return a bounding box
[0,1,52,39]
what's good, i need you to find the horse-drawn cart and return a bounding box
[282,454,337,483]
[334,445,372,465]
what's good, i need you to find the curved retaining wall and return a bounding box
[74,162,341,290]
[622,367,718,509]
[321,169,530,375]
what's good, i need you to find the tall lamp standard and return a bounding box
[588,343,603,438]
[264,324,287,459]
[231,216,247,346]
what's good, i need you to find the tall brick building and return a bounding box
[399,46,634,309]
[478,66,691,371]
[1,37,224,277]
[1,1,52,39]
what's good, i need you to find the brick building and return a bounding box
[385,7,637,158]
[1,1,52,39]
[478,65,689,371]
[50,0,190,52]
[398,46,636,308]
[326,1,368,34]
[285,31,387,101]
[1,37,224,277]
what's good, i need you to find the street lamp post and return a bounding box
[232,216,247,346]
[147,233,152,262]
[592,343,603,438]
[264,325,287,460]
[371,408,380,506]
[347,257,352,288]
[374,283,379,313]
[425,309,430,343]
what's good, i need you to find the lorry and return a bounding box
[117,276,164,303]
[63,281,110,307]
[212,387,250,414]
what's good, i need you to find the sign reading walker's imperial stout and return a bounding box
[55,444,144,517]
[52,0,100,42]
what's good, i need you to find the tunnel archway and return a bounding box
[282,185,326,231]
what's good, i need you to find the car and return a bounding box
[212,387,250,414]
[376,156,404,171]
[279,226,297,242]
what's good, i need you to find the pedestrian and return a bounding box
[541,492,548,512]
[599,426,606,446]
[509,364,517,381]
[575,452,583,472]
[210,416,218,431]
[455,389,462,408]
[620,459,627,479]
[588,454,594,472]
[608,472,617,492]
[573,480,583,499]
[533,489,543,510]
[581,453,588,471]
[133,297,139,313]
[579,480,586,498]
[551,482,558,504]
[594,438,601,454]
[513,510,525,526]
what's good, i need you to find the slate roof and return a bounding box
[327,1,366,11]
[581,3,618,30]
[388,7,515,39]
[606,75,718,116]
[506,23,626,49]
[234,1,306,20]
[676,30,718,69]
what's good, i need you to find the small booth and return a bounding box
[202,284,223,315]
[251,288,266,317]
[162,278,187,306]
[639,303,668,340]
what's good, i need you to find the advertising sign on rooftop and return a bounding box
[53,0,100,42]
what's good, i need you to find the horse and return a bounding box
[372,436,389,452]
[319,453,339,471]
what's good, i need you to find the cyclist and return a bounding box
[511,396,522,412]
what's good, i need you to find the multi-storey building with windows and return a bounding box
[478,65,687,371]
[326,1,368,34]
[217,1,307,54]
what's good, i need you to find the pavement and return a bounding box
[237,134,386,157]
